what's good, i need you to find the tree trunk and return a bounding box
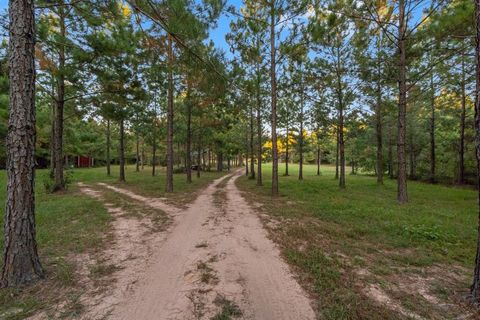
[152,138,156,176]
[335,129,339,180]
[166,34,174,192]
[397,0,408,203]
[430,72,436,183]
[245,130,249,176]
[249,102,255,179]
[217,153,223,172]
[376,60,383,184]
[256,65,263,186]
[471,0,480,300]
[317,146,321,176]
[136,133,140,172]
[2,0,44,287]
[197,144,201,178]
[208,148,211,171]
[299,68,304,181]
[52,2,66,192]
[186,87,192,184]
[339,106,346,188]
[270,2,279,196]
[106,119,111,176]
[141,140,145,170]
[459,52,466,184]
[285,126,289,176]
[119,119,126,182]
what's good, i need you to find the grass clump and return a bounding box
[211,295,242,320]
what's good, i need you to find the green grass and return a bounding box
[0,165,226,319]
[0,169,111,319]
[236,163,477,319]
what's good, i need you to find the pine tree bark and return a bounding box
[106,119,111,176]
[197,143,201,178]
[256,65,263,186]
[375,60,383,184]
[2,0,44,287]
[397,0,408,203]
[459,52,466,184]
[141,141,145,171]
[53,2,66,192]
[166,34,174,192]
[186,86,192,184]
[317,146,321,176]
[136,133,140,172]
[299,68,304,181]
[336,52,345,188]
[270,2,279,196]
[285,126,289,176]
[249,102,255,179]
[335,129,339,180]
[430,72,436,183]
[217,153,223,172]
[339,106,346,188]
[119,119,125,182]
[471,0,480,300]
[152,137,156,176]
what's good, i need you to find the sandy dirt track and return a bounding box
[86,171,316,320]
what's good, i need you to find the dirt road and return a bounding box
[84,171,315,320]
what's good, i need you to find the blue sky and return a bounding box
[208,0,241,55]
[0,0,238,54]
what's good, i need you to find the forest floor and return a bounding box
[237,164,479,319]
[0,164,479,319]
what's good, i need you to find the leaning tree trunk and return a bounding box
[459,52,467,184]
[471,0,480,301]
[52,2,66,192]
[397,0,408,203]
[270,3,279,196]
[119,119,126,182]
[2,0,44,287]
[166,34,174,192]
[106,119,111,176]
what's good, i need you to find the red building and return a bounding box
[75,156,94,168]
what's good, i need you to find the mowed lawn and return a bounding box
[0,165,224,319]
[237,163,478,319]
